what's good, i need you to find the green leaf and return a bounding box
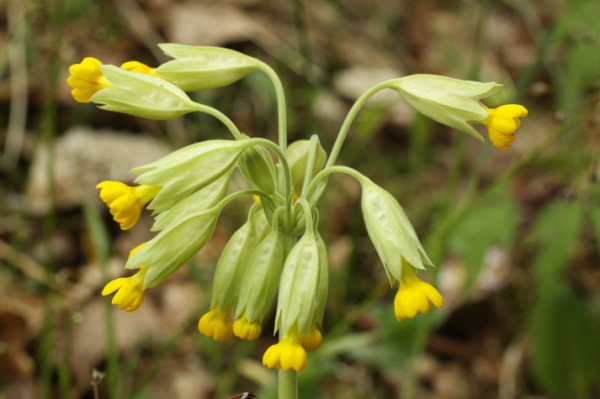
[527,199,583,281]
[530,281,600,398]
[448,186,518,286]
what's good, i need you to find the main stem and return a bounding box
[279,233,298,399]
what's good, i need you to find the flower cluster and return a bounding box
[68,44,528,373]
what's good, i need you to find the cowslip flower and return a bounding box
[102,243,149,312]
[263,329,308,372]
[394,260,444,321]
[389,74,528,150]
[482,104,529,151]
[198,308,233,341]
[97,181,160,230]
[67,57,113,103]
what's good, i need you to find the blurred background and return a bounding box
[1,0,600,398]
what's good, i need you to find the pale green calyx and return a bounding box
[127,206,222,288]
[91,65,198,119]
[314,231,329,327]
[286,139,327,197]
[150,169,232,232]
[275,227,322,336]
[211,210,261,311]
[155,44,261,91]
[133,140,252,213]
[235,228,284,323]
[237,135,277,195]
[360,177,433,284]
[390,74,501,141]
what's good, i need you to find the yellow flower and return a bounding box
[233,315,261,341]
[198,308,233,341]
[394,261,444,321]
[67,57,113,103]
[101,243,149,311]
[299,323,322,351]
[482,104,529,151]
[262,333,307,372]
[121,61,162,77]
[96,181,160,230]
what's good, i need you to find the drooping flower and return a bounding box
[389,74,528,150]
[97,181,160,230]
[394,260,444,321]
[264,226,325,372]
[482,104,529,151]
[102,243,149,312]
[198,307,233,342]
[67,57,113,103]
[262,330,307,372]
[233,227,284,341]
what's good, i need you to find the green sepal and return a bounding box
[275,229,321,336]
[155,44,261,91]
[92,65,197,119]
[390,74,501,141]
[237,135,277,195]
[253,209,272,242]
[150,169,232,231]
[126,207,221,289]
[132,140,250,213]
[360,177,433,284]
[286,140,327,197]
[235,228,284,323]
[314,230,329,327]
[211,211,260,310]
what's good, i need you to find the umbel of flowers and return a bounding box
[68,44,527,389]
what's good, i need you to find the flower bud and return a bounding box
[235,229,284,325]
[126,206,221,288]
[360,178,433,284]
[133,140,252,213]
[286,140,327,197]
[155,44,261,91]
[90,65,199,119]
[390,74,501,142]
[237,136,277,195]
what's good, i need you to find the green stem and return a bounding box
[257,61,288,150]
[191,103,243,140]
[212,189,266,212]
[279,369,298,399]
[305,165,366,207]
[325,81,391,168]
[301,81,390,209]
